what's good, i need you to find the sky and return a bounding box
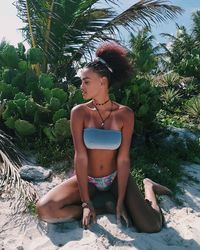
[0,0,200,50]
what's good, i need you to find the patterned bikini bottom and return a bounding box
[88,171,117,191]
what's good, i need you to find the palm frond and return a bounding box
[160,32,177,40]
[0,129,38,211]
[102,0,183,31]
[14,0,183,80]
[67,0,183,66]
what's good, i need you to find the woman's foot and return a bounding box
[143,178,172,196]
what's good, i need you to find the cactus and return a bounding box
[14,99,26,116]
[18,60,28,72]
[2,68,17,84]
[68,88,84,107]
[15,119,36,136]
[4,116,16,129]
[48,97,61,111]
[43,127,57,142]
[1,45,19,68]
[51,88,68,104]
[39,73,54,89]
[14,92,27,100]
[27,48,43,64]
[54,118,71,140]
[0,82,18,100]
[53,109,68,123]
[2,100,18,120]
[42,88,51,103]
[25,99,38,117]
[11,72,26,91]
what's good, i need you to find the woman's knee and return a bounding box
[144,224,162,233]
[139,219,162,233]
[36,198,56,219]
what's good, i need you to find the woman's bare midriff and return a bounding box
[82,101,124,177]
[87,148,118,177]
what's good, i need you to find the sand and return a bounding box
[0,162,200,250]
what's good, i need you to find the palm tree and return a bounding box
[192,10,200,44]
[128,27,160,74]
[14,0,183,82]
[160,11,200,79]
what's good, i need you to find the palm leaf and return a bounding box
[15,0,183,80]
[67,0,183,66]
[0,129,38,211]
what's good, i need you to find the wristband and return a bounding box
[81,201,93,210]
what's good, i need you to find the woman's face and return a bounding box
[80,67,103,100]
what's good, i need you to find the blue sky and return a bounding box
[0,0,199,49]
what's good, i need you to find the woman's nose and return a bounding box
[80,82,84,90]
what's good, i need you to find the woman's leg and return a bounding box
[111,174,171,233]
[36,175,96,223]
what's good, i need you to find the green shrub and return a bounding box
[185,94,200,122]
[119,75,162,136]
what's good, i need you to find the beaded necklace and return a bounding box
[93,101,113,128]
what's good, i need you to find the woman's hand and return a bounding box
[116,202,129,227]
[82,207,97,229]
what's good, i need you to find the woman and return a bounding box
[36,42,171,233]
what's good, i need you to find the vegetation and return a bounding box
[1,1,200,205]
[0,128,37,209]
[14,0,182,82]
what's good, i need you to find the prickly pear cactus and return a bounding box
[15,119,36,136]
[54,118,71,140]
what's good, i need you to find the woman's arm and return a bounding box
[70,105,90,203]
[117,107,134,206]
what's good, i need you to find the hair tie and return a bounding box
[95,57,113,73]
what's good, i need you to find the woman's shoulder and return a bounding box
[71,101,91,113]
[113,102,134,115]
[113,102,134,128]
[71,102,94,119]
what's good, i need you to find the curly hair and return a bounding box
[85,41,132,86]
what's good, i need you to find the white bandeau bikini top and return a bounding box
[83,128,122,150]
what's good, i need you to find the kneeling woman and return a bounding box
[36,41,171,233]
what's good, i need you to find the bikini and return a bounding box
[83,128,122,191]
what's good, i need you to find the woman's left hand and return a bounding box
[116,201,129,227]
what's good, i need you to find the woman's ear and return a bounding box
[101,76,109,87]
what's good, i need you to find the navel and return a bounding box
[99,164,104,170]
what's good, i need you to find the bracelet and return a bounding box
[81,201,94,210]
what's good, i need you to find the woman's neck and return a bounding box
[92,96,111,110]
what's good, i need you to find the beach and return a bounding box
[1,162,200,250]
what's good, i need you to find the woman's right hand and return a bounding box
[82,207,97,229]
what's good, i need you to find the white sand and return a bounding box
[1,162,200,250]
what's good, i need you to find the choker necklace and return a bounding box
[93,99,110,106]
[93,101,113,128]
